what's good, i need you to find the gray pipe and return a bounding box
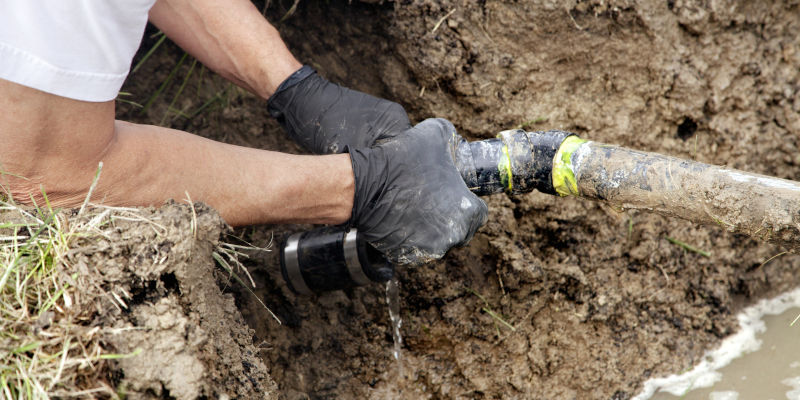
[553,137,800,250]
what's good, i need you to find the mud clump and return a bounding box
[64,203,276,399]
[114,0,800,399]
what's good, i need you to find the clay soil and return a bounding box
[104,0,800,399]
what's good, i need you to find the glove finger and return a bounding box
[317,88,411,150]
[413,118,467,163]
[414,118,455,138]
[455,194,489,248]
[371,98,411,142]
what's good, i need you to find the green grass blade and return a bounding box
[666,236,710,257]
[11,341,40,354]
[131,33,166,75]
[142,52,188,115]
[98,348,142,360]
[161,58,198,125]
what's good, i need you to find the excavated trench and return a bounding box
[105,1,800,398]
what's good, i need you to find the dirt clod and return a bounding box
[66,203,277,399]
[110,0,800,398]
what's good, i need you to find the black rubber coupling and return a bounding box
[519,129,574,195]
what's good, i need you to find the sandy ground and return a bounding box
[105,0,800,398]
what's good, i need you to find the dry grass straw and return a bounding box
[0,189,139,399]
[214,241,280,324]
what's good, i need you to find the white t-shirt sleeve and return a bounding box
[0,0,157,102]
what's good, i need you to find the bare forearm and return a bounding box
[0,78,351,226]
[91,121,353,226]
[148,0,301,98]
[3,119,354,226]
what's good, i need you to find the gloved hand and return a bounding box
[348,118,488,266]
[267,65,410,154]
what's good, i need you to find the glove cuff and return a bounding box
[266,65,316,111]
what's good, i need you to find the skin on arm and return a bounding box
[104,121,355,226]
[148,0,302,100]
[0,79,353,227]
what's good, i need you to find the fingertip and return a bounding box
[377,101,411,140]
[478,198,489,226]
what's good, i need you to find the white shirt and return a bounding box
[0,0,157,102]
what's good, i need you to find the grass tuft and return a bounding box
[161,59,199,125]
[213,242,280,325]
[124,30,242,128]
[0,193,128,398]
[131,31,167,75]
[142,52,189,115]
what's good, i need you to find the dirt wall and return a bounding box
[61,204,276,399]
[118,0,800,399]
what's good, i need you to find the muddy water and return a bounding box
[637,288,800,400]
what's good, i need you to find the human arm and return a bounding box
[149,0,410,154]
[0,0,484,262]
[148,0,300,99]
[0,79,484,261]
[0,80,352,227]
[148,0,482,259]
[98,122,355,226]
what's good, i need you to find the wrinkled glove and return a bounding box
[267,65,411,154]
[349,118,489,266]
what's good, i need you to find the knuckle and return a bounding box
[385,101,407,116]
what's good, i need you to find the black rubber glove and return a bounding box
[349,118,489,266]
[267,65,411,154]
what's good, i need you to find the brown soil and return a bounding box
[109,0,800,399]
[61,204,276,399]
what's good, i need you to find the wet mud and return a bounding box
[112,0,800,399]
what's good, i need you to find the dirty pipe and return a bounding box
[281,130,800,294]
[553,136,800,250]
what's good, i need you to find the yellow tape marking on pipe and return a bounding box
[552,136,588,197]
[499,144,513,193]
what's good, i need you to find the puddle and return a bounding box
[635,287,800,400]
